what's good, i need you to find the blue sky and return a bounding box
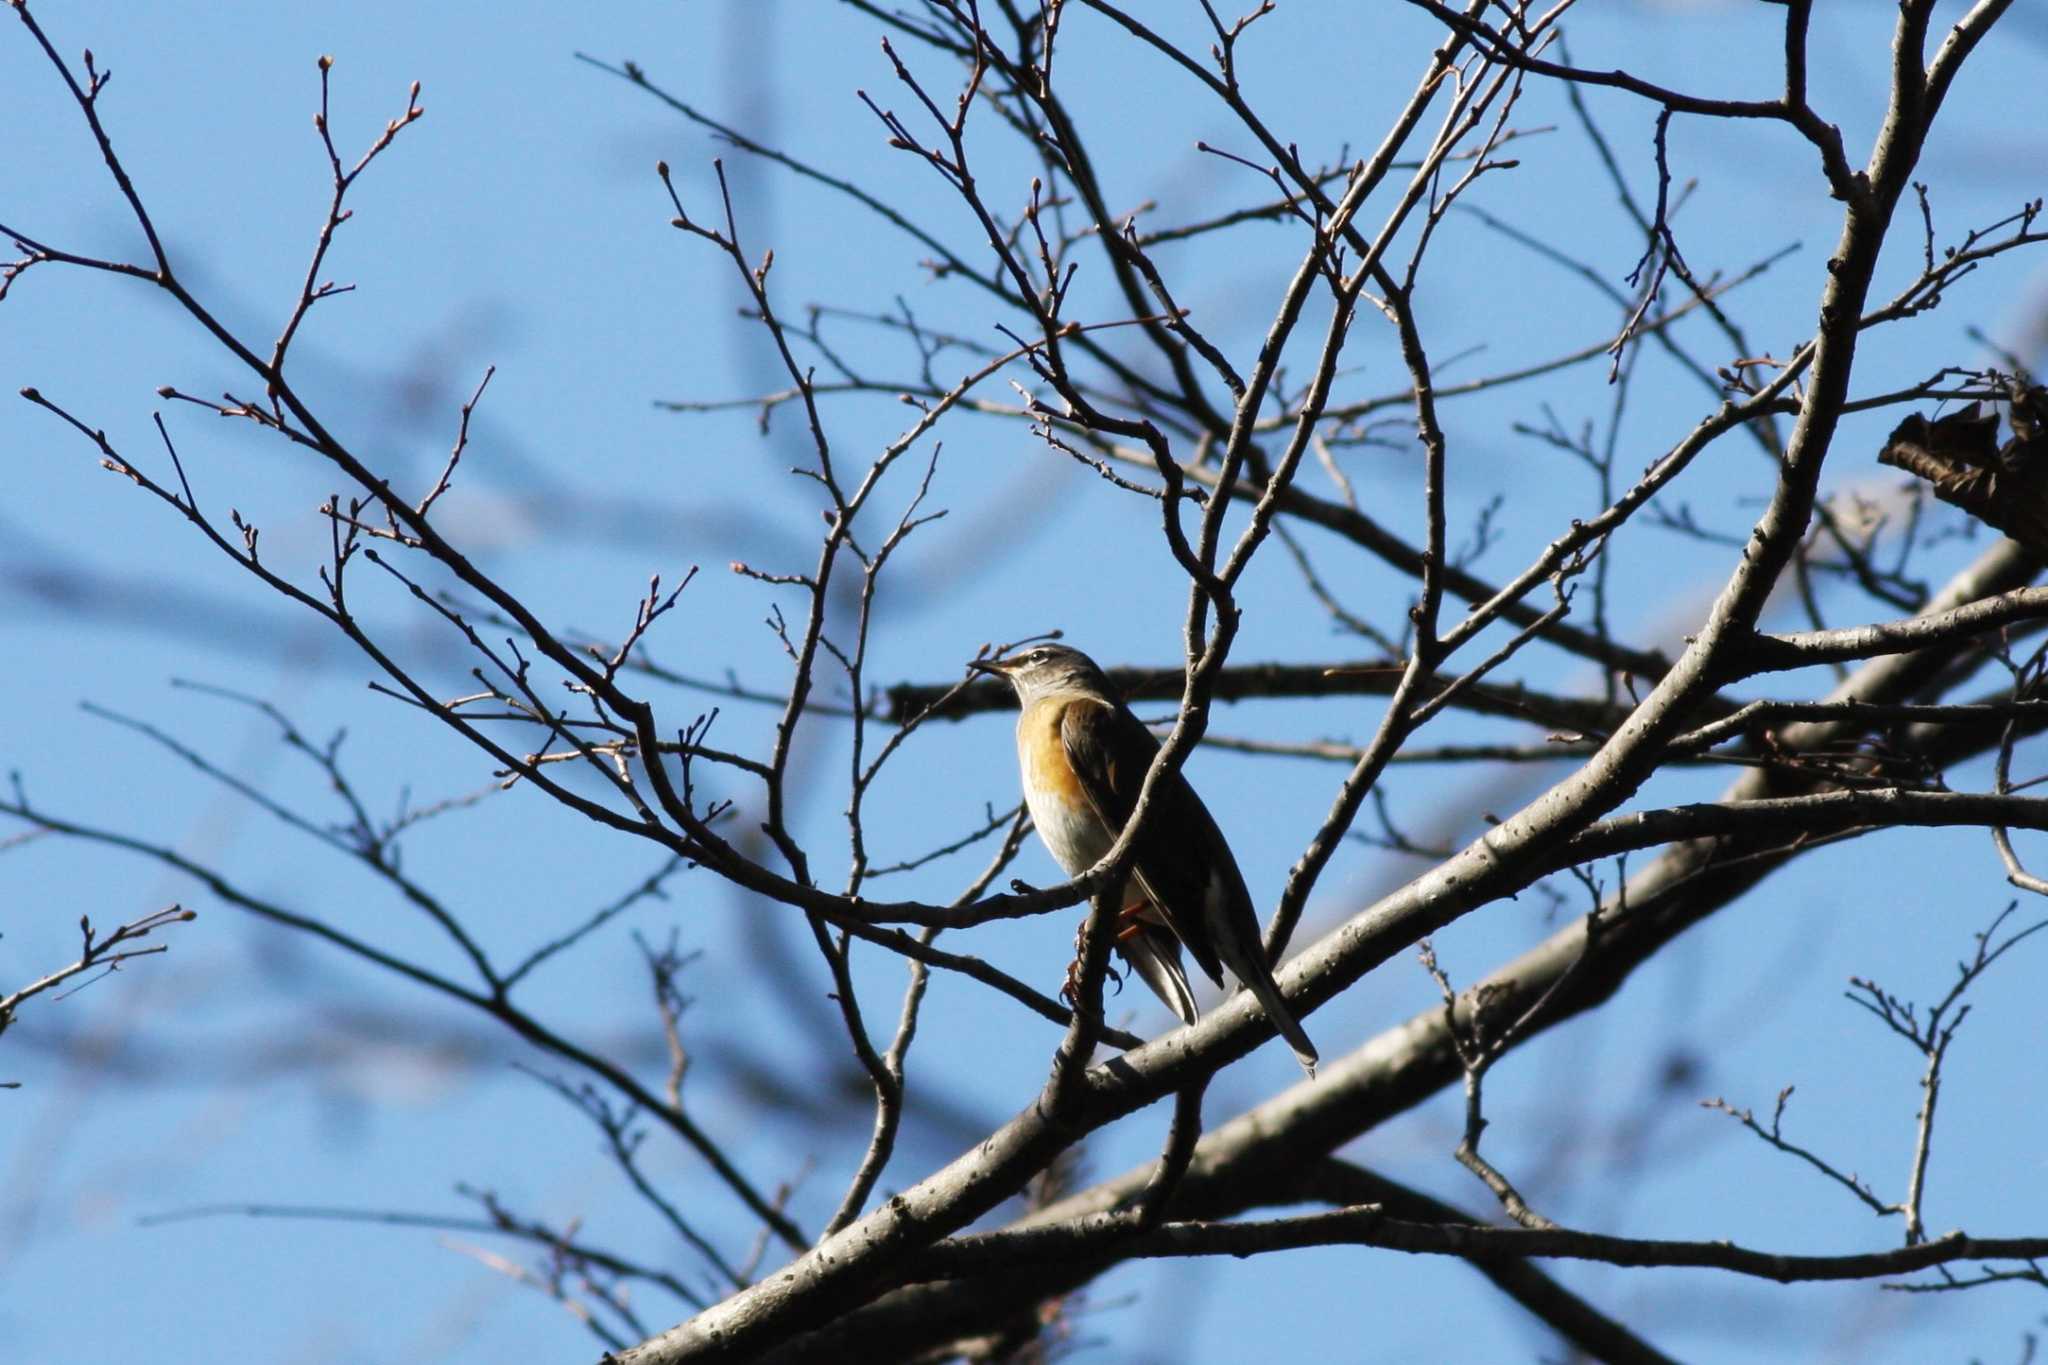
[5,3,2048,1362]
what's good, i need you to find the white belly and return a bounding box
[1025,773,1113,875]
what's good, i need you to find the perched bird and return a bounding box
[971,643,1318,1075]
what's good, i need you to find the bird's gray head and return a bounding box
[968,643,1110,706]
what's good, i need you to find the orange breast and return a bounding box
[1019,700,1110,875]
[1021,702,1088,806]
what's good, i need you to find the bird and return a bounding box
[970,643,1319,1076]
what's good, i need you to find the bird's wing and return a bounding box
[1058,696,1239,987]
[1061,695,1321,1075]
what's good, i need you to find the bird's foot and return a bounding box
[1059,914,1125,1010]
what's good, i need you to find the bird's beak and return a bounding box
[967,656,1012,677]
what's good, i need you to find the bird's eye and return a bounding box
[1030,648,1049,662]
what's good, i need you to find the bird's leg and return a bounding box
[1114,899,1152,944]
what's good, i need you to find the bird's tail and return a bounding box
[1226,946,1319,1079]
